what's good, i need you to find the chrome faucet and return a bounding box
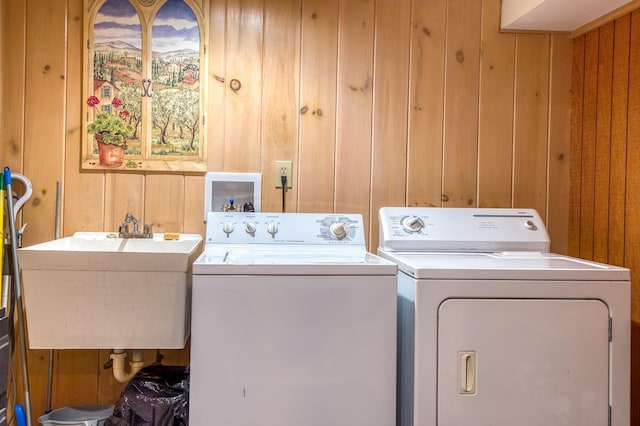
[119,213,153,238]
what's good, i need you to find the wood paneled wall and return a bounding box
[1,0,572,420]
[570,9,640,423]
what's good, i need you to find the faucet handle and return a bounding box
[143,223,153,238]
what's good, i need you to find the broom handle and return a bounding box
[4,168,32,426]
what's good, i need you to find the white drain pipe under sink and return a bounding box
[110,349,144,383]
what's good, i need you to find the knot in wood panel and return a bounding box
[230,79,242,91]
[456,50,465,63]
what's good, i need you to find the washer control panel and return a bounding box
[379,207,550,252]
[206,212,364,245]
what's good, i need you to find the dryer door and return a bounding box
[437,298,609,426]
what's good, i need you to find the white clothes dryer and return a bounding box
[189,212,397,426]
[377,207,630,426]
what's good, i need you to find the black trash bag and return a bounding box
[105,365,189,426]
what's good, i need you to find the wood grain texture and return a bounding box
[369,0,411,250]
[547,34,572,255]
[261,0,301,213]
[568,35,585,258]
[207,0,226,172]
[0,0,25,172]
[335,0,374,229]
[608,15,631,267]
[625,11,640,301]
[406,0,446,208]
[22,0,66,246]
[64,0,105,236]
[477,0,515,208]
[223,0,263,172]
[593,22,614,264]
[184,175,205,234]
[298,0,338,213]
[578,30,599,261]
[442,0,481,208]
[144,174,185,233]
[104,174,145,232]
[512,33,550,216]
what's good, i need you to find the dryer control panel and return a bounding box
[205,211,365,245]
[379,207,550,252]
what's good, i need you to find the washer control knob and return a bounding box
[329,222,347,240]
[245,222,257,234]
[402,216,424,233]
[222,222,234,235]
[524,220,537,230]
[267,221,279,236]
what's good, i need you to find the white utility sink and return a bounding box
[17,232,203,349]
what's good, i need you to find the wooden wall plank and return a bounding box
[0,0,25,172]
[477,0,515,208]
[547,34,573,255]
[406,0,446,208]
[369,0,411,250]
[261,0,301,213]
[335,0,374,229]
[64,0,104,236]
[441,0,481,208]
[207,0,226,172]
[104,174,145,232]
[578,30,599,261]
[593,22,614,264]
[144,175,185,233]
[21,0,66,246]
[297,0,338,213]
[53,349,100,407]
[625,11,640,319]
[608,15,631,267]
[184,175,205,234]
[568,35,585,258]
[512,34,550,216]
[223,0,263,172]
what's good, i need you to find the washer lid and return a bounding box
[377,250,630,281]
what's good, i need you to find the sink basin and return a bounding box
[17,232,203,349]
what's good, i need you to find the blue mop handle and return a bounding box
[14,404,26,426]
[3,168,10,186]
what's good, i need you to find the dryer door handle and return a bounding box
[458,351,476,394]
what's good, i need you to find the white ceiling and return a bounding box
[501,0,634,31]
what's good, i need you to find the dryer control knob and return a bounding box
[267,221,279,236]
[524,220,537,230]
[329,222,347,240]
[222,222,234,235]
[245,222,257,234]
[402,216,424,233]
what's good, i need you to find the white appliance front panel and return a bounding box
[438,299,609,426]
[190,274,397,426]
[395,274,630,426]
